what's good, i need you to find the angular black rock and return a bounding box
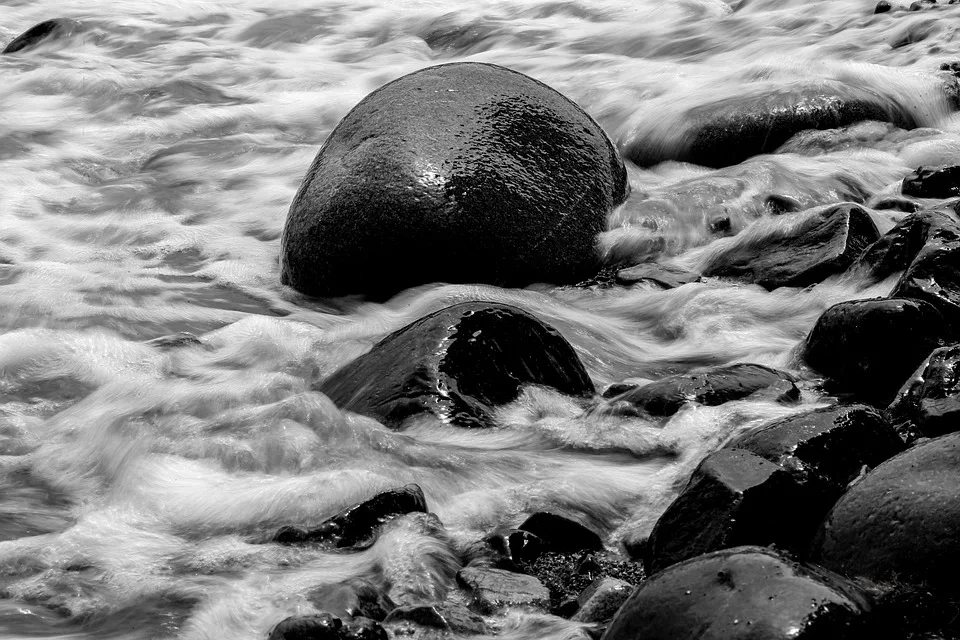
[456,566,550,614]
[602,546,873,640]
[855,209,960,282]
[307,579,395,621]
[605,363,799,417]
[726,403,905,492]
[622,84,917,169]
[810,432,960,591]
[269,613,342,640]
[886,344,960,441]
[280,62,629,298]
[3,19,80,54]
[803,297,947,406]
[644,449,831,574]
[274,485,427,549]
[890,220,960,325]
[702,203,880,290]
[517,512,603,554]
[614,263,701,288]
[902,165,960,199]
[316,302,594,429]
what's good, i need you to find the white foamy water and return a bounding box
[0,0,956,637]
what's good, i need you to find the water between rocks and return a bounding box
[0,0,955,638]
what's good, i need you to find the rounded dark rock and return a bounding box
[886,343,960,441]
[316,302,594,429]
[802,297,947,406]
[518,512,603,554]
[602,546,872,640]
[268,613,342,640]
[3,19,80,54]
[281,62,629,299]
[810,432,960,591]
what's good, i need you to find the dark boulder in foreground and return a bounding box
[604,363,799,417]
[274,485,427,549]
[3,19,80,54]
[645,449,829,573]
[621,84,917,169]
[886,344,960,441]
[855,209,960,282]
[901,164,960,199]
[702,203,880,290]
[727,403,905,492]
[317,302,593,429]
[810,432,960,591]
[803,297,946,406]
[603,546,872,640]
[281,62,629,298]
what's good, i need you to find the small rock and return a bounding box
[886,344,960,441]
[484,528,544,568]
[902,165,960,199]
[456,566,550,614]
[615,263,701,288]
[875,0,893,12]
[268,613,342,640]
[145,332,203,349]
[3,19,80,54]
[383,604,486,635]
[571,577,635,623]
[518,512,603,554]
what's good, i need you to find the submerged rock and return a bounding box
[702,203,880,290]
[307,580,395,621]
[886,344,960,441]
[810,432,960,590]
[644,449,830,573]
[3,19,80,54]
[316,302,593,429]
[603,546,873,640]
[517,512,603,554]
[456,566,550,614]
[855,209,960,282]
[274,485,427,549]
[604,363,799,417]
[803,297,946,406]
[280,61,629,298]
[615,262,701,288]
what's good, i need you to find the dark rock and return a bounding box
[280,62,629,298]
[274,485,427,549]
[383,603,486,634]
[870,196,921,213]
[307,580,395,621]
[316,302,593,429]
[764,193,803,214]
[606,363,799,418]
[890,218,960,324]
[602,546,873,640]
[645,449,831,574]
[875,0,893,11]
[571,577,635,623]
[802,297,947,406]
[268,613,342,640]
[810,431,960,591]
[622,84,917,169]
[456,566,550,614]
[601,382,640,399]
[702,203,880,290]
[886,344,960,441]
[726,403,905,492]
[902,165,960,199]
[340,617,387,640]
[526,551,646,616]
[484,529,544,568]
[518,512,603,554]
[145,332,203,350]
[855,210,960,282]
[708,215,732,234]
[3,19,80,54]
[614,263,701,288]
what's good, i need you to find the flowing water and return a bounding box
[0,0,957,638]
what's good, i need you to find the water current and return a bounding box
[0,0,958,638]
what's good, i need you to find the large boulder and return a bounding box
[603,546,873,640]
[810,432,960,591]
[316,302,594,429]
[886,343,960,441]
[701,203,880,290]
[855,209,960,282]
[281,62,629,298]
[802,297,947,406]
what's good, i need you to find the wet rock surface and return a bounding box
[886,344,960,441]
[802,297,947,406]
[604,363,799,417]
[890,218,960,324]
[274,485,427,549]
[317,302,593,429]
[268,614,387,640]
[456,566,551,614]
[602,546,873,640]
[702,203,880,290]
[644,449,829,573]
[810,431,960,590]
[280,61,628,298]
[517,512,603,554]
[902,165,960,199]
[855,210,960,283]
[570,577,635,623]
[524,551,645,616]
[3,18,80,54]
[614,262,701,288]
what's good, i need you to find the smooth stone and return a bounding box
[456,566,550,614]
[701,203,880,290]
[615,263,701,288]
[644,449,830,574]
[383,604,486,634]
[274,484,427,549]
[268,613,342,640]
[571,577,635,623]
[855,210,960,282]
[316,302,593,429]
[602,546,872,640]
[605,363,799,417]
[902,165,960,198]
[3,19,80,54]
[726,403,906,492]
[307,579,395,621]
[280,62,629,298]
[886,344,960,441]
[802,297,947,406]
[518,512,603,554]
[810,432,960,591]
[622,84,917,169]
